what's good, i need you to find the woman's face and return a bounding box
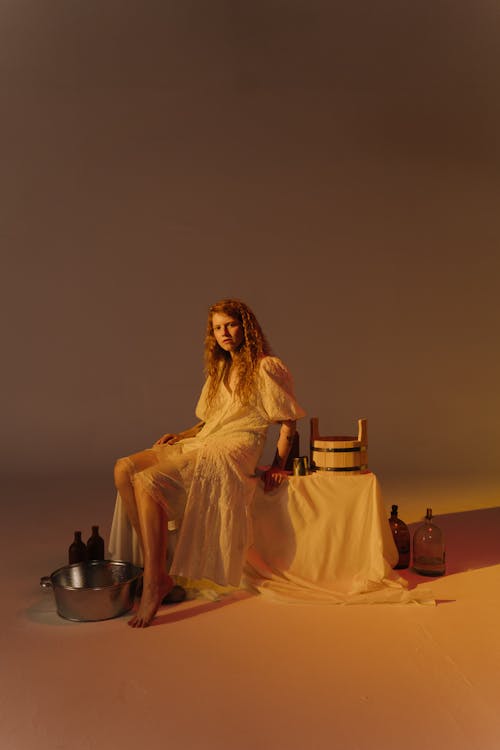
[212,312,244,355]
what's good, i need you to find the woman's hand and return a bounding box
[154,422,204,447]
[262,467,289,493]
[154,433,180,446]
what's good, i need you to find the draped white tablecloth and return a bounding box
[244,472,433,604]
[109,472,434,605]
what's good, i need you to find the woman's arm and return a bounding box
[273,419,297,469]
[263,419,296,491]
[154,421,205,446]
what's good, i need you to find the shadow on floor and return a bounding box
[151,589,253,626]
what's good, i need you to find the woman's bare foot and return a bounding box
[128,574,173,628]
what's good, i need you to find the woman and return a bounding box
[114,298,305,627]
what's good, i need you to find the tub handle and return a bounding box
[40,576,53,590]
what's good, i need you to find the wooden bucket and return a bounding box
[310,417,368,473]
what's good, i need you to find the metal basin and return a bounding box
[40,560,143,622]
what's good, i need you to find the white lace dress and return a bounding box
[109,356,305,586]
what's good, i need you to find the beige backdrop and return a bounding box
[2,1,499,487]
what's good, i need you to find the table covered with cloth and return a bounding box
[243,471,433,604]
[109,472,434,605]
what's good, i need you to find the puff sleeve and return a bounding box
[258,356,306,423]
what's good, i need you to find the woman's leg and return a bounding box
[128,477,173,628]
[114,450,159,550]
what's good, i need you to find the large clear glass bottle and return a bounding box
[68,531,87,565]
[86,525,105,560]
[412,508,446,576]
[388,504,410,569]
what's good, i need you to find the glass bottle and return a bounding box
[86,526,105,561]
[68,531,87,565]
[388,504,410,569]
[413,508,446,576]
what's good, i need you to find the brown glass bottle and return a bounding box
[68,531,87,565]
[388,504,411,569]
[86,526,105,561]
[413,508,446,576]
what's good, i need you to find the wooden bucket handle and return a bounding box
[310,416,368,445]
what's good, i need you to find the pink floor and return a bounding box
[2,474,500,749]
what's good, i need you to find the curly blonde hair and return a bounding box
[204,298,272,407]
